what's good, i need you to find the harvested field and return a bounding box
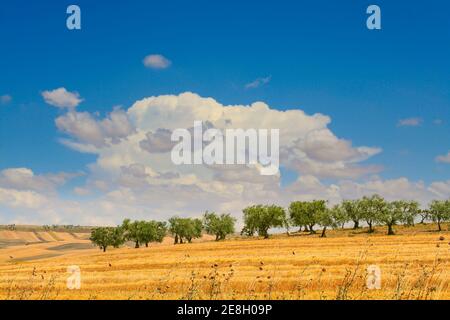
[0,224,449,300]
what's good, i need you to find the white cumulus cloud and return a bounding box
[42,87,83,108]
[56,108,135,149]
[0,168,79,193]
[143,54,171,69]
[1,92,447,225]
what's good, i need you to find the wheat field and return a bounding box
[0,224,449,300]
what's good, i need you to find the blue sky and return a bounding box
[0,1,449,224]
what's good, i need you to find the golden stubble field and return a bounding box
[0,224,449,300]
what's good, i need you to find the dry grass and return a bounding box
[0,224,449,300]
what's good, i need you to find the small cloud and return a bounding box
[143,54,171,69]
[397,117,423,127]
[436,151,450,164]
[0,94,12,105]
[73,187,90,196]
[42,88,83,108]
[434,119,443,125]
[245,76,271,89]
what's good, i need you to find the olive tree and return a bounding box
[289,200,326,233]
[341,199,363,229]
[329,203,348,229]
[90,227,125,252]
[399,200,419,227]
[418,209,430,224]
[242,205,286,239]
[169,217,203,244]
[183,218,203,243]
[120,219,167,248]
[330,204,349,229]
[169,217,183,244]
[360,195,386,233]
[203,211,236,241]
[121,219,145,248]
[429,200,450,231]
[378,201,404,235]
[140,221,167,247]
[109,226,126,248]
[316,206,335,237]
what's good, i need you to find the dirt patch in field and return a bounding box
[11,253,62,262]
[47,243,95,251]
[0,239,29,248]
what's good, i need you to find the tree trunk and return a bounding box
[135,241,140,248]
[309,225,316,234]
[304,225,309,232]
[103,246,107,252]
[215,234,219,241]
[180,237,184,244]
[387,224,394,235]
[368,222,374,233]
[174,234,179,244]
[320,227,327,238]
[353,220,359,229]
[438,221,442,231]
[145,242,149,248]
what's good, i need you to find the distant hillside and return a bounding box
[0,224,92,233]
[0,226,91,248]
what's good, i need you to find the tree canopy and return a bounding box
[90,226,125,252]
[169,217,203,244]
[429,200,450,231]
[242,205,286,239]
[203,212,236,241]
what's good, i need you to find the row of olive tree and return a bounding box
[241,196,450,238]
[169,212,236,244]
[90,212,236,251]
[90,196,449,250]
[90,219,167,251]
[337,197,450,233]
